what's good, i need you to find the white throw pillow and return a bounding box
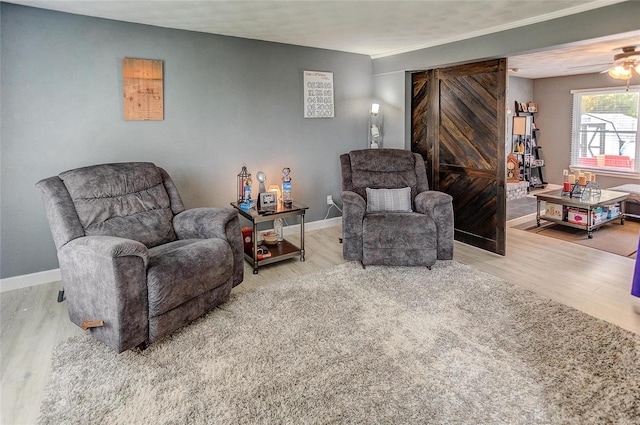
[366,187,412,212]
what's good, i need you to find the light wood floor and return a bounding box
[2,221,639,425]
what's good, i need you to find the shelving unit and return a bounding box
[530,146,546,188]
[512,101,546,190]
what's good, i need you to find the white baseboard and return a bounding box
[0,217,343,292]
[1,268,62,293]
[284,216,341,234]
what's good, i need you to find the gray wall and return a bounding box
[507,76,534,150]
[533,72,640,188]
[0,3,372,278]
[372,71,406,149]
[4,1,640,279]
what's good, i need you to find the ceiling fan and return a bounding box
[606,45,640,80]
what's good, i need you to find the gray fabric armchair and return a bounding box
[36,162,243,353]
[340,149,454,268]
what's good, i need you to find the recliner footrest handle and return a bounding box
[81,320,105,330]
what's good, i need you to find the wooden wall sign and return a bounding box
[123,58,164,121]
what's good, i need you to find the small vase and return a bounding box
[274,218,284,242]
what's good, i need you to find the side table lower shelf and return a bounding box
[244,239,304,269]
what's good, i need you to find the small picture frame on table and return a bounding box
[259,192,277,209]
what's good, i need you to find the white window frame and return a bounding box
[570,86,640,177]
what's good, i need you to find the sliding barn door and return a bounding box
[412,59,507,255]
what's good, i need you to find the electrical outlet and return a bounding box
[326,195,333,205]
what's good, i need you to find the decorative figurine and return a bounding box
[256,171,267,193]
[243,177,252,203]
[282,167,292,207]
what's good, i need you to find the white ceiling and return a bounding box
[4,0,639,79]
[509,30,640,79]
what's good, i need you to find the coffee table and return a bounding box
[534,189,628,238]
[231,201,308,274]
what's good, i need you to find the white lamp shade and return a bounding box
[608,65,632,80]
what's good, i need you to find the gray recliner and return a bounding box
[36,162,243,353]
[340,149,454,268]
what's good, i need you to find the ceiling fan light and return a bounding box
[636,63,640,76]
[608,65,632,80]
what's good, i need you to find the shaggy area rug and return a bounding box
[513,218,640,258]
[38,261,640,424]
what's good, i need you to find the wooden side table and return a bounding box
[230,201,308,274]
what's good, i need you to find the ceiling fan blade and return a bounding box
[567,62,612,70]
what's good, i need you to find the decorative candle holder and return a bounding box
[237,164,250,204]
[566,182,585,198]
[581,181,601,201]
[570,183,583,198]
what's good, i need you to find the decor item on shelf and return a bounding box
[242,180,254,209]
[513,116,527,136]
[261,230,278,245]
[256,171,267,193]
[274,218,284,241]
[517,102,528,113]
[579,174,587,186]
[237,164,255,210]
[282,167,292,207]
[268,184,281,201]
[563,173,583,197]
[581,181,602,201]
[562,169,571,193]
[237,164,250,203]
[258,192,277,211]
[244,179,252,202]
[369,103,382,149]
[568,180,585,198]
[241,226,253,250]
[256,245,271,260]
[506,153,520,182]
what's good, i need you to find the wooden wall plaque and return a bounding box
[123,58,164,121]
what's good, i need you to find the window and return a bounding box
[571,86,640,174]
